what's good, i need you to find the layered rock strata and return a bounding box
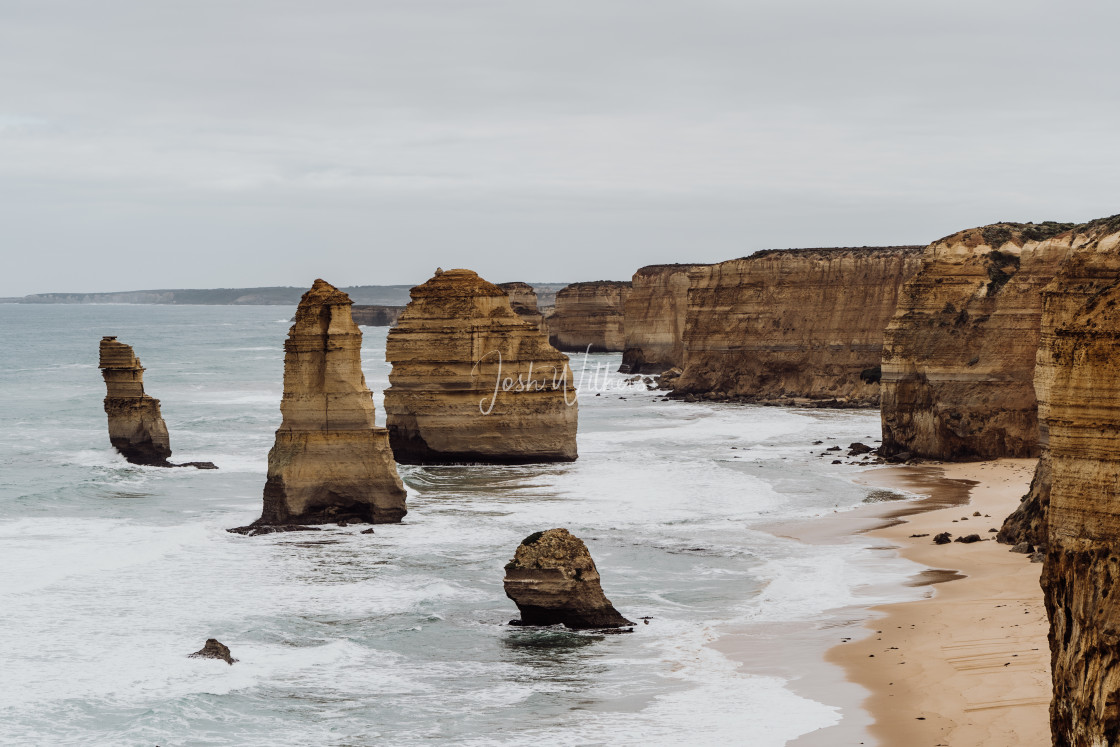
[350,305,405,327]
[674,247,923,405]
[547,281,631,353]
[620,264,704,374]
[231,280,406,534]
[1020,216,1120,745]
[98,336,173,466]
[497,282,545,330]
[384,269,578,464]
[880,222,1076,459]
[503,528,633,629]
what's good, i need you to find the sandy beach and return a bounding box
[718,458,1050,746]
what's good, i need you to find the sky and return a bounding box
[2,0,1118,296]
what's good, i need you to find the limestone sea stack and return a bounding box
[98,336,173,466]
[880,222,1076,459]
[1030,216,1120,744]
[231,280,406,534]
[497,282,545,330]
[673,247,922,405]
[503,528,633,629]
[384,269,577,464]
[620,264,704,374]
[547,281,631,353]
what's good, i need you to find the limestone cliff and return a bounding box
[504,528,633,629]
[350,305,404,327]
[620,264,704,374]
[674,247,922,405]
[232,279,406,534]
[98,336,173,466]
[880,222,1077,459]
[497,282,545,330]
[384,269,578,464]
[547,281,631,353]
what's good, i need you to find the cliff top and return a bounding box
[410,268,506,299]
[557,280,633,291]
[934,222,1076,249]
[745,245,925,261]
[633,264,708,277]
[300,279,353,307]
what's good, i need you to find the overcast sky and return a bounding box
[2,0,1118,296]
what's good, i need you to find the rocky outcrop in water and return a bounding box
[673,247,922,405]
[504,528,633,629]
[231,280,406,535]
[384,269,578,464]
[350,305,405,327]
[620,264,704,374]
[497,282,545,330]
[188,639,236,665]
[1020,216,1120,745]
[547,281,631,353]
[880,222,1076,459]
[98,336,173,466]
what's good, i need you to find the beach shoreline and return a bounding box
[715,458,1050,746]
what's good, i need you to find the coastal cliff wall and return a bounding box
[673,247,922,405]
[880,222,1076,459]
[620,264,704,374]
[1032,216,1120,745]
[547,281,631,353]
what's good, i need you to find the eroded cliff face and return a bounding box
[350,305,404,326]
[547,281,631,353]
[674,247,922,405]
[497,282,545,330]
[98,336,172,466]
[503,528,633,629]
[384,269,578,464]
[880,222,1077,459]
[233,279,406,533]
[1028,217,1120,745]
[620,264,704,374]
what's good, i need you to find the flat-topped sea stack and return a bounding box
[1028,216,1120,744]
[350,305,405,327]
[547,281,631,353]
[497,282,545,330]
[673,247,922,405]
[880,222,1076,460]
[98,337,173,466]
[231,279,406,534]
[384,269,578,464]
[504,528,633,629]
[620,264,705,374]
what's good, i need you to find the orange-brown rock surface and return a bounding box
[620,264,704,374]
[1011,216,1120,745]
[232,280,406,534]
[547,281,631,353]
[673,247,922,405]
[503,528,632,629]
[98,336,173,466]
[880,222,1076,459]
[384,269,578,464]
[497,282,545,330]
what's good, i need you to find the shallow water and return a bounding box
[0,305,926,746]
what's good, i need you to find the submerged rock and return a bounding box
[230,280,406,534]
[503,528,633,629]
[188,638,236,665]
[384,269,577,465]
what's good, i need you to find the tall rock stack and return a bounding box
[620,264,704,374]
[880,222,1076,459]
[673,247,922,405]
[232,279,406,534]
[98,337,173,466]
[497,282,545,330]
[547,281,631,353]
[384,269,578,464]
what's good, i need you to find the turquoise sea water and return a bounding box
[0,305,924,746]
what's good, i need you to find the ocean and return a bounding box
[0,304,928,746]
